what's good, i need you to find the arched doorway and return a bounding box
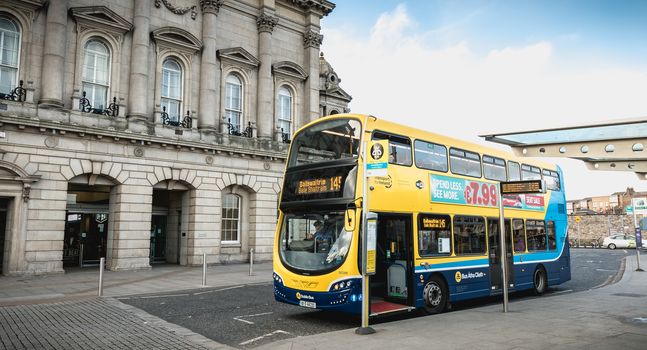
[152,180,192,265]
[0,161,39,275]
[64,175,115,268]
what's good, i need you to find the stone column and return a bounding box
[256,13,278,139]
[198,0,224,133]
[127,1,151,122]
[107,184,152,271]
[38,0,67,108]
[303,28,323,124]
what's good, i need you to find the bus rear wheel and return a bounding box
[423,276,447,314]
[533,266,547,295]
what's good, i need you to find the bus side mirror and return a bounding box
[345,208,356,232]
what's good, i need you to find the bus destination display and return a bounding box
[421,216,448,229]
[297,176,343,195]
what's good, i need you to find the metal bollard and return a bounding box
[98,257,104,296]
[249,248,254,276]
[202,253,207,286]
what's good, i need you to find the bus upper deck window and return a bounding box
[372,131,412,166]
[450,148,482,178]
[414,140,448,172]
[543,169,561,191]
[507,161,521,181]
[483,155,506,181]
[521,164,542,180]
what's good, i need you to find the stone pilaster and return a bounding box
[303,28,323,124]
[198,0,223,133]
[187,188,221,265]
[256,13,278,139]
[107,184,152,271]
[38,0,67,108]
[127,1,151,123]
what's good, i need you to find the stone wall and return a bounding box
[567,213,644,245]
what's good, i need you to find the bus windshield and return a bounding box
[288,118,362,168]
[278,211,352,273]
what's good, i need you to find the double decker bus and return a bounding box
[273,114,570,316]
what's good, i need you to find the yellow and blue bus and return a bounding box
[273,114,570,316]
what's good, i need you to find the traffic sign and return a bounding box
[366,140,388,177]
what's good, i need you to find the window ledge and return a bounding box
[221,242,241,248]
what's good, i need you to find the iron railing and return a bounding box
[1,80,26,102]
[281,128,291,144]
[161,107,192,128]
[79,91,119,117]
[228,119,254,138]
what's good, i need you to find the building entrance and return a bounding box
[151,187,188,264]
[150,215,167,264]
[64,212,108,267]
[0,198,8,272]
[65,182,112,269]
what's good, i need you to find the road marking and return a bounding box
[550,289,573,295]
[193,285,245,296]
[595,268,616,272]
[137,293,190,299]
[239,330,290,346]
[234,312,274,325]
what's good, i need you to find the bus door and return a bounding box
[370,213,413,315]
[487,218,514,292]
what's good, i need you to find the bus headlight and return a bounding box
[329,279,356,292]
[273,272,283,285]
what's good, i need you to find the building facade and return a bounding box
[0,0,350,275]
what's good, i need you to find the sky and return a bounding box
[319,0,647,201]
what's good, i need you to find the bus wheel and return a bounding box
[533,267,547,295]
[423,276,447,314]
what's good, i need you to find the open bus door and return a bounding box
[370,213,414,316]
[487,218,514,292]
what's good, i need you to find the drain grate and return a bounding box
[612,293,646,298]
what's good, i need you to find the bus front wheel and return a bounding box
[533,266,547,295]
[423,276,447,314]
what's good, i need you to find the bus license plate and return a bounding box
[299,300,316,308]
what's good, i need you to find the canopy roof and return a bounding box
[480,117,647,180]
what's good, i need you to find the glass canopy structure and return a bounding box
[480,117,647,179]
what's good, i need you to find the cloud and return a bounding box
[321,5,647,199]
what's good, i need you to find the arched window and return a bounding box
[161,58,182,123]
[82,39,110,110]
[278,86,292,135]
[0,15,20,94]
[221,193,241,243]
[225,74,242,132]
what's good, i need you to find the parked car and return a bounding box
[602,234,647,249]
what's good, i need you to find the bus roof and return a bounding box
[301,113,558,171]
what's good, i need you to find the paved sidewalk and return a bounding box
[0,262,273,306]
[2,259,647,349]
[0,298,224,350]
[260,258,647,350]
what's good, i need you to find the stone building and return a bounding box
[0,0,350,275]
